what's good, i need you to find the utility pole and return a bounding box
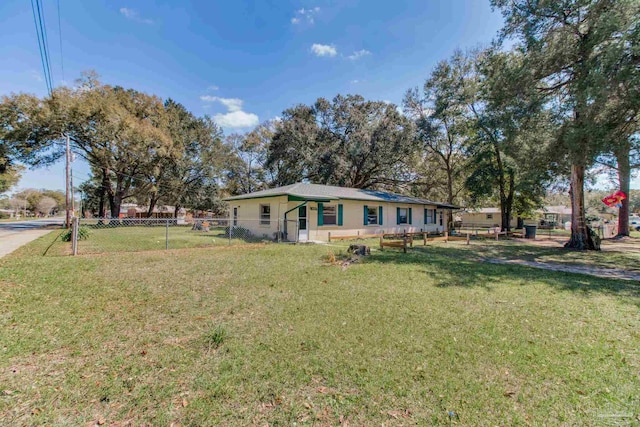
[65,133,71,228]
[71,169,75,214]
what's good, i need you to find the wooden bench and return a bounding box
[379,235,412,253]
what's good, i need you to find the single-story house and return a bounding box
[223,183,458,242]
[0,208,16,219]
[540,205,572,226]
[458,208,517,228]
[118,203,187,219]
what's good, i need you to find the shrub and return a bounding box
[60,226,90,242]
[223,225,256,240]
[204,324,228,350]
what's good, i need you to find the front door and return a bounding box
[298,205,308,241]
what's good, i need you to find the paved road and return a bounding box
[0,218,64,258]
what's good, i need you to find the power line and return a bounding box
[35,0,54,91]
[56,0,65,82]
[30,0,51,94]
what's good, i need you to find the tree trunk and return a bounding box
[502,172,515,232]
[109,176,125,220]
[565,163,599,250]
[174,205,181,218]
[146,193,158,218]
[492,142,509,231]
[615,144,631,237]
[446,167,454,232]
[98,168,110,218]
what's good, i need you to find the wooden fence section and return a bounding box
[334,229,513,253]
[328,232,384,242]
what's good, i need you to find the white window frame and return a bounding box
[367,206,379,225]
[323,204,337,225]
[398,207,409,224]
[259,204,271,225]
[425,208,435,224]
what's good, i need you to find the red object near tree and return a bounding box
[602,191,627,208]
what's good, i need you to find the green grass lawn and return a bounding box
[1,234,639,425]
[43,225,265,256]
[431,239,640,273]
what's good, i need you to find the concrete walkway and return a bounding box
[0,229,53,258]
[485,258,640,282]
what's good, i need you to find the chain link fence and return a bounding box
[69,217,299,255]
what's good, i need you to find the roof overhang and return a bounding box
[287,195,332,202]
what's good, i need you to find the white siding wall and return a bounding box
[226,197,448,242]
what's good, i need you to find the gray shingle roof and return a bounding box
[224,183,458,209]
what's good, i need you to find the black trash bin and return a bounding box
[524,225,537,239]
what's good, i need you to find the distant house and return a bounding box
[459,208,520,229]
[118,203,187,219]
[459,205,600,229]
[540,205,572,226]
[0,208,16,219]
[223,183,458,242]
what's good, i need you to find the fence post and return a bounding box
[466,233,470,245]
[328,232,331,242]
[228,211,232,245]
[165,219,169,250]
[71,216,79,256]
[277,220,281,243]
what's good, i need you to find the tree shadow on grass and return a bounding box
[366,245,640,307]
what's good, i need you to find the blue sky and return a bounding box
[1,0,635,192]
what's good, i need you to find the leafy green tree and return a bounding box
[404,51,474,230]
[405,49,555,231]
[598,133,640,235]
[267,95,416,189]
[36,196,57,216]
[12,188,64,215]
[492,0,639,248]
[155,102,227,217]
[0,73,173,219]
[225,121,275,195]
[465,49,556,231]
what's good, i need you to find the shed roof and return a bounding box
[224,183,458,209]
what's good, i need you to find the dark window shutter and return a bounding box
[379,206,383,225]
[317,203,324,226]
[338,204,343,226]
[396,207,400,225]
[363,205,368,225]
[409,208,413,224]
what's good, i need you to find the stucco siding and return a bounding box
[228,196,446,242]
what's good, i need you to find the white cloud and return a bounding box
[200,96,243,112]
[347,49,371,60]
[311,43,337,57]
[292,6,320,25]
[350,79,360,84]
[119,7,153,24]
[201,96,259,128]
[207,85,219,91]
[214,111,259,128]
